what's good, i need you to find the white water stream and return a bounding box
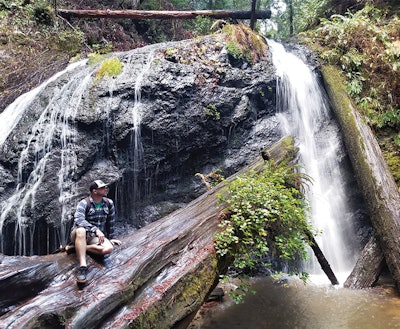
[268,40,359,283]
[0,61,85,146]
[0,49,155,254]
[130,51,154,201]
[0,60,95,254]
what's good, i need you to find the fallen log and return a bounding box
[0,137,337,328]
[57,9,271,20]
[322,66,400,292]
[0,192,221,328]
[344,235,385,288]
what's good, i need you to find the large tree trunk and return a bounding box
[57,9,271,20]
[0,137,336,328]
[322,66,400,292]
[344,235,385,288]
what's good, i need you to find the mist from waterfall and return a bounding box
[268,40,360,283]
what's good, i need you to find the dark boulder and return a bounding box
[0,36,279,255]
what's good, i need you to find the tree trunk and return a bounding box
[288,0,294,36]
[322,66,400,293]
[0,137,336,328]
[344,235,385,288]
[250,0,257,30]
[57,9,271,20]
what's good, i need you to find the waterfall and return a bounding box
[131,51,154,202]
[268,40,360,283]
[0,46,158,254]
[0,60,96,255]
[0,61,85,146]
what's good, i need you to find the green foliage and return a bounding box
[220,275,256,304]
[94,57,123,82]
[346,73,364,97]
[165,47,178,56]
[56,30,85,55]
[304,6,400,133]
[215,160,313,301]
[377,109,400,129]
[265,0,330,39]
[226,41,245,60]
[193,15,213,36]
[295,0,329,31]
[91,43,113,55]
[204,104,221,120]
[32,4,53,25]
[88,52,103,65]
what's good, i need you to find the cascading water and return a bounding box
[113,50,155,223]
[131,51,154,202]
[0,60,96,255]
[268,40,360,283]
[0,47,157,255]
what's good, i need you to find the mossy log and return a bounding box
[322,65,400,291]
[0,136,304,329]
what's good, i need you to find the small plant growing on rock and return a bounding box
[204,104,220,120]
[94,57,123,82]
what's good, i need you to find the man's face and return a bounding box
[93,186,108,197]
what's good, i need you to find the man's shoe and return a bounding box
[76,266,88,284]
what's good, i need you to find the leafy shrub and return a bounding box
[215,160,313,301]
[88,52,104,65]
[56,30,85,55]
[193,15,212,36]
[33,5,53,25]
[306,5,400,131]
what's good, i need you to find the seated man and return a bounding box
[69,179,122,284]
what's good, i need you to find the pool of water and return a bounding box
[188,277,400,329]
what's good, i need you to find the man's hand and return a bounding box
[110,239,122,246]
[96,229,105,245]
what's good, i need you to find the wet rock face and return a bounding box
[0,37,280,255]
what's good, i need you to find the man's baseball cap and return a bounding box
[89,180,108,191]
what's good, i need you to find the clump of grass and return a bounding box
[94,57,123,82]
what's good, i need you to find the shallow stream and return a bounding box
[189,277,400,329]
